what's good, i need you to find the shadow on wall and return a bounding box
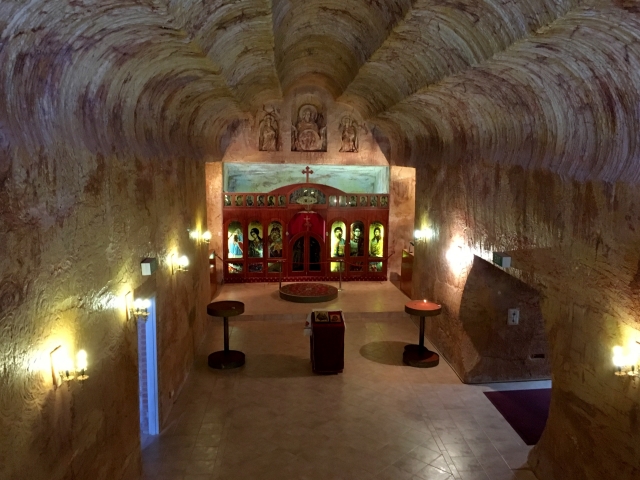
[460,256,551,384]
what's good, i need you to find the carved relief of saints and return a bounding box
[259,113,279,151]
[291,104,326,152]
[339,115,358,152]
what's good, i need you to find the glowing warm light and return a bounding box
[76,350,87,371]
[76,350,88,381]
[134,298,151,310]
[446,237,474,277]
[629,342,640,366]
[51,346,74,384]
[171,253,190,273]
[613,346,626,367]
[414,227,437,241]
[189,229,200,240]
[202,231,212,243]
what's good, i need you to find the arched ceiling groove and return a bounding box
[0,1,244,158]
[339,0,580,119]
[272,0,414,96]
[166,0,283,109]
[374,4,640,182]
[1,0,640,183]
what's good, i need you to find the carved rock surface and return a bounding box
[2,1,640,480]
[413,162,640,479]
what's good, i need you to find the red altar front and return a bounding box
[222,182,389,282]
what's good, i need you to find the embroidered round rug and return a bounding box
[279,283,339,303]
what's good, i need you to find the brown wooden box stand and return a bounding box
[310,311,345,374]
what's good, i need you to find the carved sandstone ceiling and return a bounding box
[1,0,639,181]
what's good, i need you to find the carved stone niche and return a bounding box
[291,103,327,152]
[338,115,364,153]
[258,107,280,152]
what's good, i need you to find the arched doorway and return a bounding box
[288,211,325,276]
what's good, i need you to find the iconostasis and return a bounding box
[221,164,390,282]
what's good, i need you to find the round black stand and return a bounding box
[403,300,441,368]
[402,317,440,368]
[207,301,245,370]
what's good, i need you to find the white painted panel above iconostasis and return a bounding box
[224,163,389,194]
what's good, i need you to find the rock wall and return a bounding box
[0,144,210,480]
[412,160,640,479]
[388,166,415,279]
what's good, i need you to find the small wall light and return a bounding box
[172,253,189,274]
[201,231,212,244]
[131,298,151,320]
[188,229,200,241]
[50,346,89,387]
[414,227,436,242]
[76,350,89,381]
[613,342,640,377]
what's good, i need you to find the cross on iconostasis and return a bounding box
[302,166,314,183]
[303,215,312,231]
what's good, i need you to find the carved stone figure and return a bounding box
[259,113,279,151]
[292,104,326,151]
[339,115,358,152]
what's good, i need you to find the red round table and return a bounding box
[206,301,245,369]
[403,300,441,368]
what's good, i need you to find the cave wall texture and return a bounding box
[412,161,640,479]
[2,0,640,479]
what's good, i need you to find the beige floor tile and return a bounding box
[142,287,546,480]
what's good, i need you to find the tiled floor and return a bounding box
[142,287,549,480]
[211,281,409,316]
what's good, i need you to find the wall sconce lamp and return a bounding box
[414,227,436,242]
[613,342,640,377]
[171,253,189,274]
[188,229,212,245]
[130,298,151,321]
[50,346,89,387]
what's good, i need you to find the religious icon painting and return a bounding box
[248,263,263,273]
[359,195,367,207]
[331,261,343,273]
[350,261,364,272]
[268,221,283,258]
[257,195,265,206]
[350,221,365,257]
[331,221,346,258]
[369,262,383,272]
[349,195,357,207]
[338,196,347,207]
[369,222,384,258]
[248,221,264,258]
[246,195,254,207]
[235,195,243,207]
[370,195,378,207]
[227,262,243,274]
[329,195,337,207]
[224,194,231,207]
[267,262,282,273]
[278,195,286,207]
[227,221,243,258]
[267,195,276,207]
[380,196,388,207]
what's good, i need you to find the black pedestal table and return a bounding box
[206,300,245,369]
